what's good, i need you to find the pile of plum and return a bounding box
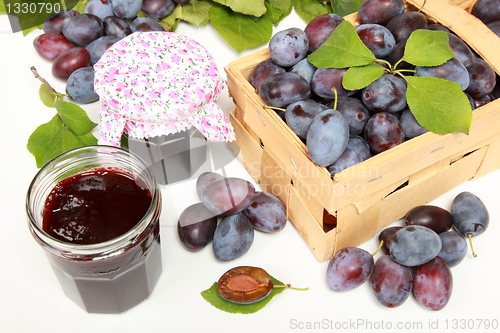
[326,191,489,311]
[250,0,498,177]
[177,172,287,261]
[33,0,187,103]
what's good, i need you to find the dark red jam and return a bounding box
[43,167,152,245]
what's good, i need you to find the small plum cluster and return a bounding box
[33,0,185,103]
[326,191,489,311]
[250,0,498,177]
[177,172,287,261]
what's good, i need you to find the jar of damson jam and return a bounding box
[26,146,162,314]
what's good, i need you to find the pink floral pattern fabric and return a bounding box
[94,31,235,146]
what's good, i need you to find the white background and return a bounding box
[1,9,499,333]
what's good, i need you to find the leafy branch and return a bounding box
[307,20,473,135]
[28,67,98,168]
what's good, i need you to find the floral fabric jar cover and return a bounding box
[94,31,236,146]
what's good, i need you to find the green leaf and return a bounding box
[181,0,212,27]
[4,0,64,32]
[201,275,286,314]
[158,4,183,31]
[266,0,292,24]
[55,100,97,136]
[308,20,376,69]
[263,2,285,25]
[343,63,386,91]
[293,0,333,23]
[209,3,273,53]
[406,76,472,135]
[403,30,454,67]
[0,0,6,13]
[212,0,267,17]
[39,84,57,108]
[65,0,88,13]
[332,0,364,17]
[77,131,99,146]
[27,114,97,168]
[267,0,291,12]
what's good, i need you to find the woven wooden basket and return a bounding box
[225,0,500,261]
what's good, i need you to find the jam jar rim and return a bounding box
[26,145,161,258]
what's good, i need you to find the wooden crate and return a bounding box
[225,0,500,261]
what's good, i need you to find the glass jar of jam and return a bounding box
[26,146,162,314]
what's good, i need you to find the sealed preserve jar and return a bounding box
[94,31,236,184]
[26,146,162,314]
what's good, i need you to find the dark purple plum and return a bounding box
[386,11,428,43]
[259,72,311,108]
[438,230,467,267]
[103,16,132,38]
[364,112,404,154]
[141,0,176,20]
[471,0,500,25]
[357,0,405,26]
[465,58,497,98]
[62,13,103,45]
[43,9,80,34]
[448,33,474,67]
[312,67,357,99]
[249,59,286,90]
[405,205,453,234]
[326,247,374,292]
[304,13,344,53]
[328,96,370,135]
[269,27,309,67]
[451,191,489,257]
[285,100,329,139]
[84,0,115,21]
[290,58,317,85]
[201,177,256,216]
[378,226,403,255]
[362,74,407,113]
[113,0,143,19]
[242,191,287,233]
[355,23,396,58]
[413,256,453,311]
[52,47,91,80]
[371,255,413,308]
[212,213,254,261]
[327,135,371,177]
[177,202,218,251]
[306,109,349,166]
[66,67,99,104]
[196,172,225,199]
[33,33,74,61]
[131,17,165,32]
[399,108,428,139]
[390,225,442,267]
[416,58,470,91]
[85,36,120,65]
